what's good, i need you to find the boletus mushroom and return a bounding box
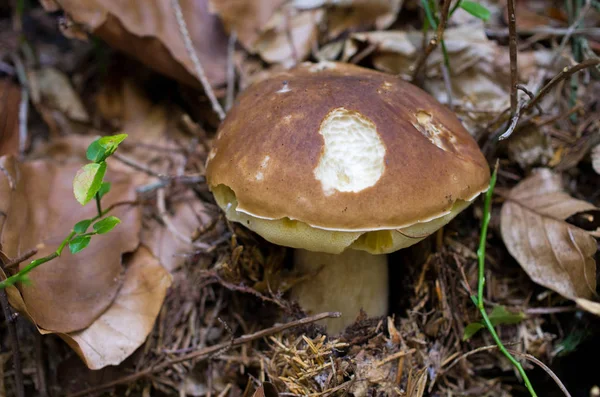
[206,62,490,334]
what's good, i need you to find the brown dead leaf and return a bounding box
[59,245,172,369]
[28,67,89,122]
[342,24,560,133]
[0,79,20,156]
[254,5,324,67]
[294,0,402,37]
[141,194,215,272]
[208,0,285,53]
[500,168,598,304]
[0,155,141,333]
[45,0,227,89]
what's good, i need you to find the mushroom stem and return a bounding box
[291,249,388,335]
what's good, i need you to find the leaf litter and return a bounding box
[0,0,599,396]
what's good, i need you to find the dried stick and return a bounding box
[441,344,571,397]
[498,58,600,140]
[522,57,600,114]
[66,312,341,397]
[4,248,37,269]
[170,0,226,121]
[507,0,518,115]
[411,0,452,82]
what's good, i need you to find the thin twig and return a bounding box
[521,57,600,115]
[441,345,570,397]
[112,152,204,184]
[411,0,452,82]
[225,31,237,112]
[497,58,600,140]
[11,55,28,158]
[552,1,592,69]
[66,312,341,397]
[506,349,571,397]
[484,26,600,38]
[170,0,225,121]
[4,248,37,269]
[157,187,211,251]
[507,0,518,115]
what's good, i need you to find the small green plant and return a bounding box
[463,304,526,340]
[0,134,128,289]
[469,164,538,397]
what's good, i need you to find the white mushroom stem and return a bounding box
[291,249,388,335]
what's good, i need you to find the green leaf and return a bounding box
[86,139,109,162]
[98,133,128,157]
[488,305,526,326]
[459,1,491,21]
[463,322,485,340]
[98,182,111,200]
[69,235,91,254]
[73,162,107,205]
[73,219,92,234]
[93,216,121,234]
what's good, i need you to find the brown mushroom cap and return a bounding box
[206,62,490,254]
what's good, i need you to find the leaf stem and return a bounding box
[475,163,538,397]
[95,192,102,217]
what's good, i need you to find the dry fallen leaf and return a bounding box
[0,78,20,156]
[208,0,285,53]
[342,23,560,133]
[44,0,228,89]
[28,67,89,122]
[500,168,598,305]
[141,194,215,272]
[59,245,172,369]
[0,155,141,333]
[254,5,324,67]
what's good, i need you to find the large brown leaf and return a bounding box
[0,155,141,333]
[500,168,598,303]
[59,246,172,369]
[43,0,227,89]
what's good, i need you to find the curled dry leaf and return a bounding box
[0,78,20,156]
[59,246,172,369]
[500,168,598,307]
[254,5,324,67]
[44,0,227,89]
[0,155,141,333]
[208,0,285,53]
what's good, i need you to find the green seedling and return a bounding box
[0,134,128,289]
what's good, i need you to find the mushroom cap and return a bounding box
[206,62,490,254]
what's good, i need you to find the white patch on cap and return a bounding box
[277,81,291,93]
[413,110,458,154]
[314,108,385,196]
[255,155,270,181]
